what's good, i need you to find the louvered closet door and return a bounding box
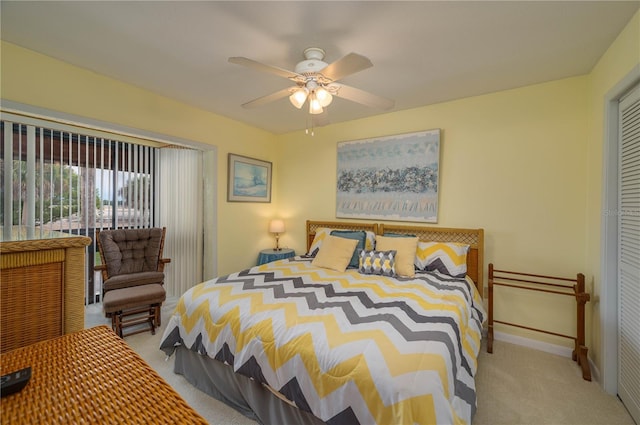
[618,83,640,424]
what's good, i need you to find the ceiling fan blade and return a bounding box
[333,83,395,110]
[229,57,302,81]
[241,87,292,109]
[319,53,373,82]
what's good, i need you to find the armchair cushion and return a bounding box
[103,284,166,314]
[99,228,164,277]
[103,271,165,292]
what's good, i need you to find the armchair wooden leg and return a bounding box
[149,317,156,335]
[156,304,162,327]
[112,312,123,338]
[149,305,156,335]
[110,314,117,335]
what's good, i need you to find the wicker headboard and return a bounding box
[306,220,484,294]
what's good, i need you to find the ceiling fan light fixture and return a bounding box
[315,87,333,107]
[289,88,308,109]
[309,93,324,114]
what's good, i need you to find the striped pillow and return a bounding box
[359,250,397,277]
[415,242,469,278]
[307,228,333,256]
[364,231,376,251]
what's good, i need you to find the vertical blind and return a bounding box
[1,121,155,233]
[1,117,207,304]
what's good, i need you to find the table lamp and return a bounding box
[269,219,285,251]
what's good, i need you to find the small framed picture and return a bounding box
[227,153,272,203]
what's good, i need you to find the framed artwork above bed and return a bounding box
[336,129,441,223]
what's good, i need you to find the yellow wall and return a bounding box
[585,10,640,376]
[0,41,278,275]
[277,76,589,346]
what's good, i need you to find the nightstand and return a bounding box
[257,248,295,265]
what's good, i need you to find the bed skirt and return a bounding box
[173,345,326,425]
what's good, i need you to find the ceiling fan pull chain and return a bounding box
[305,115,315,136]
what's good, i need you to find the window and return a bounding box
[1,120,157,303]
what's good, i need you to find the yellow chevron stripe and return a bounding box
[177,287,451,372]
[176,297,451,424]
[198,309,448,424]
[277,266,459,313]
[275,264,480,367]
[416,244,467,266]
[268,262,482,368]
[174,263,479,424]
[183,286,451,380]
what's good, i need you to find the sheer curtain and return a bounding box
[157,147,204,297]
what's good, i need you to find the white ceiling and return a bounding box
[1,1,638,134]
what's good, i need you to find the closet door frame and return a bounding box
[617,80,640,423]
[601,65,640,395]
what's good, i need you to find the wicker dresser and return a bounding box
[1,326,208,424]
[0,227,91,353]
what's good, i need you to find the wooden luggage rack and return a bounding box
[487,263,591,381]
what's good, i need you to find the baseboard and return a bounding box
[491,330,574,358]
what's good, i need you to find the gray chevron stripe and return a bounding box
[214,263,479,396]
[162,258,483,424]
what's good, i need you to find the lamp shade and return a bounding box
[315,87,333,107]
[269,219,285,234]
[289,88,308,109]
[309,94,324,114]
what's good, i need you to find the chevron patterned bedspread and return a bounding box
[160,256,486,425]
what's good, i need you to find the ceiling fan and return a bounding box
[229,47,394,123]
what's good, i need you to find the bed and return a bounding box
[160,220,485,425]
